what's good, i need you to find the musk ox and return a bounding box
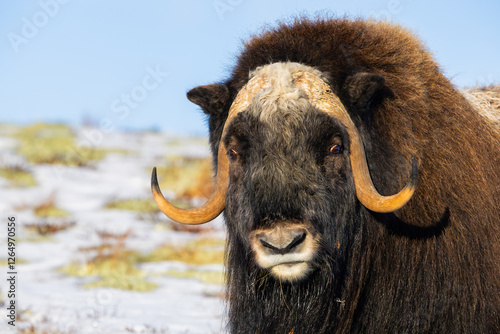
[151,18,500,333]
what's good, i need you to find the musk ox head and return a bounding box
[151,62,417,282]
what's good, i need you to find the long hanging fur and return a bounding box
[190,17,500,333]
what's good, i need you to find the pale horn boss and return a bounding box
[150,66,418,225]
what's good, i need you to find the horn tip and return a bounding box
[151,167,161,194]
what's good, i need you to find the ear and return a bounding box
[187,83,230,115]
[343,72,392,125]
[344,72,385,107]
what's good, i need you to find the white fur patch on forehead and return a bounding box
[249,62,327,82]
[247,62,328,123]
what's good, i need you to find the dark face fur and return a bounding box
[223,87,359,284]
[181,62,412,332]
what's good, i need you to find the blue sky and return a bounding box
[0,0,499,136]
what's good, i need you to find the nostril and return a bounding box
[285,232,306,252]
[259,238,281,252]
[258,231,307,255]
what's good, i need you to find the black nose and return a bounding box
[258,231,307,255]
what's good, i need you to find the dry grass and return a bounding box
[125,325,170,333]
[105,198,159,213]
[0,258,27,266]
[60,228,225,290]
[24,220,76,236]
[170,223,217,234]
[155,156,214,200]
[14,192,70,220]
[74,260,157,291]
[15,309,75,334]
[60,230,158,292]
[32,193,69,218]
[138,238,225,265]
[0,164,36,187]
[81,230,135,260]
[145,238,225,285]
[17,325,73,334]
[14,123,107,166]
[104,197,163,224]
[463,85,500,123]
[163,269,224,285]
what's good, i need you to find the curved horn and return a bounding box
[151,75,268,224]
[293,71,418,213]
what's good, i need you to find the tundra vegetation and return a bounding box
[14,123,107,166]
[0,122,223,331]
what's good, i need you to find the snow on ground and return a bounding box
[0,126,226,333]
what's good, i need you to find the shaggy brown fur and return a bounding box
[188,18,500,333]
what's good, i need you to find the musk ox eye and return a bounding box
[329,144,343,155]
[228,149,238,161]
